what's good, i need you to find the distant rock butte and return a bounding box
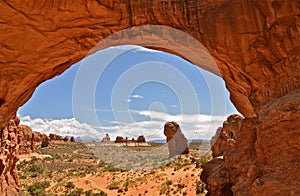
[164,122,189,158]
[70,136,76,142]
[101,133,111,143]
[0,0,300,195]
[114,135,147,143]
[136,135,146,143]
[49,133,63,141]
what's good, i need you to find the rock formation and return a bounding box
[63,136,69,142]
[136,135,146,143]
[32,131,48,143]
[0,117,20,195]
[0,0,300,195]
[70,136,75,143]
[164,122,189,158]
[115,136,126,143]
[101,133,111,143]
[41,137,50,148]
[201,158,232,196]
[211,114,243,157]
[19,124,35,154]
[49,133,63,141]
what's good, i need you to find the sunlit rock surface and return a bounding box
[0,0,300,194]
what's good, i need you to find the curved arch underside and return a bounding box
[1,0,299,125]
[0,0,300,195]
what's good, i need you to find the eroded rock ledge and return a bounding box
[0,0,300,195]
[203,95,300,195]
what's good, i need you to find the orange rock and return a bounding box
[0,117,20,195]
[0,0,299,195]
[164,122,189,158]
[211,114,243,157]
[136,135,146,143]
[70,136,76,143]
[49,133,63,141]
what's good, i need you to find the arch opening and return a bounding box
[16,45,239,180]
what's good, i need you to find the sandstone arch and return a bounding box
[1,0,300,195]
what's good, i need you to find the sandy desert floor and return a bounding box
[18,141,210,196]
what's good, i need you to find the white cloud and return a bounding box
[19,110,228,142]
[95,110,226,141]
[126,99,132,102]
[171,105,177,108]
[125,45,158,53]
[131,94,144,99]
[19,116,102,140]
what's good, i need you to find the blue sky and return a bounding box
[18,45,238,141]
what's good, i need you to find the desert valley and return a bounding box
[14,120,211,196]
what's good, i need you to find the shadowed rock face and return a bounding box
[136,135,146,143]
[49,133,63,141]
[164,122,189,157]
[0,0,300,195]
[211,114,243,157]
[19,125,35,154]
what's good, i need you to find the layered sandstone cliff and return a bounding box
[0,0,299,195]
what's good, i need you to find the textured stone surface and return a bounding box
[19,125,35,154]
[136,135,146,143]
[49,133,63,141]
[164,122,189,157]
[0,117,20,195]
[201,158,232,196]
[211,114,243,157]
[203,98,300,195]
[41,137,50,148]
[0,0,300,195]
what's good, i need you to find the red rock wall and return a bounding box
[0,0,299,195]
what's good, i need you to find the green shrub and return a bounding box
[107,181,120,190]
[26,165,43,173]
[30,156,38,163]
[85,190,92,196]
[66,181,75,189]
[17,160,27,170]
[91,190,107,196]
[25,164,44,177]
[195,180,205,195]
[150,170,155,174]
[104,165,122,172]
[26,181,50,195]
[165,180,172,186]
[97,161,106,167]
[159,184,168,195]
[68,188,83,196]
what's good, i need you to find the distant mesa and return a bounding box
[114,135,146,143]
[98,133,150,147]
[115,136,126,143]
[136,135,146,143]
[164,121,189,158]
[49,133,63,141]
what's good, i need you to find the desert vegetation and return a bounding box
[18,141,210,195]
